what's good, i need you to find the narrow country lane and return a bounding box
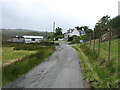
[6,41,84,88]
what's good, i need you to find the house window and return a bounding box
[32,38,35,41]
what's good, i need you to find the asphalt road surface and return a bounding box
[6,41,84,88]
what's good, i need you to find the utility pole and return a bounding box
[53,22,55,44]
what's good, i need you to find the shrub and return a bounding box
[68,37,73,41]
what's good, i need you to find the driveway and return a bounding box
[6,41,84,88]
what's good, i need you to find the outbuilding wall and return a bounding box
[11,38,24,42]
[24,38,43,43]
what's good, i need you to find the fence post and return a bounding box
[108,28,112,61]
[98,38,101,58]
[93,32,95,51]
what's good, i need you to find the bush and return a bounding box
[40,42,54,46]
[68,37,73,41]
[13,44,42,50]
[3,41,58,50]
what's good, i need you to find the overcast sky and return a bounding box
[1,0,120,32]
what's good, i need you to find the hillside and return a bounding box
[1,29,53,41]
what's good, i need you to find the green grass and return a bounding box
[2,47,36,64]
[73,45,100,88]
[94,39,118,60]
[68,40,80,45]
[2,46,55,87]
[73,39,119,88]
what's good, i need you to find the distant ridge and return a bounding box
[1,29,53,41]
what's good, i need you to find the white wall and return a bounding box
[71,29,80,36]
[24,38,43,43]
[12,38,24,42]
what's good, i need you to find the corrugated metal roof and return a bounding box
[23,36,43,39]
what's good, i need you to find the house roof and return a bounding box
[66,28,85,36]
[67,29,74,34]
[70,29,74,33]
[12,35,43,39]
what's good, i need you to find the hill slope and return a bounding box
[1,29,53,41]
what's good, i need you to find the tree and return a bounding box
[75,26,93,45]
[83,26,93,42]
[94,15,111,60]
[88,29,93,46]
[54,27,63,40]
[78,26,89,41]
[109,15,120,38]
[82,26,88,31]
[110,15,120,29]
[107,16,120,60]
[55,27,62,36]
[94,23,103,58]
[94,15,111,39]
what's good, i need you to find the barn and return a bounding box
[11,35,44,43]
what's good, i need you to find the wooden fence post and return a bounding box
[98,38,101,58]
[93,32,95,51]
[108,28,112,61]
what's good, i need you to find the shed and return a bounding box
[23,36,44,43]
[11,35,44,43]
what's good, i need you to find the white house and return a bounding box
[11,35,44,43]
[64,28,84,40]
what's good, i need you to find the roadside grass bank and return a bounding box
[73,39,119,88]
[2,46,55,87]
[68,41,80,45]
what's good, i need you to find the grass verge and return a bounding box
[73,40,119,88]
[2,46,55,87]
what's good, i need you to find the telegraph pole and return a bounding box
[53,22,55,44]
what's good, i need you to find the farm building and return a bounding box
[11,35,44,43]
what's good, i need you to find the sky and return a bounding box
[1,0,120,32]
